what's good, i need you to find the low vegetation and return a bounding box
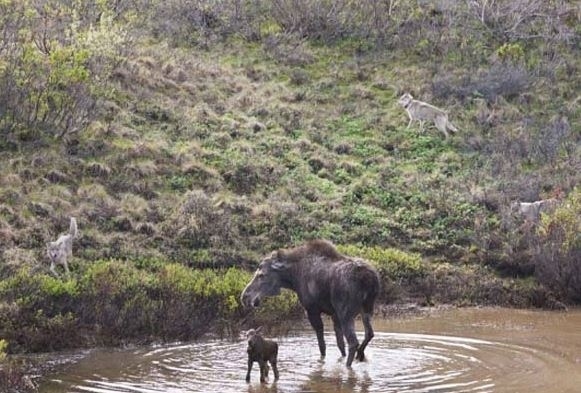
[0,0,579,364]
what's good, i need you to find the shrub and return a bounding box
[432,64,530,103]
[0,339,6,362]
[253,289,301,324]
[0,259,289,352]
[165,189,241,252]
[0,1,128,140]
[149,0,263,46]
[337,244,425,281]
[534,188,581,301]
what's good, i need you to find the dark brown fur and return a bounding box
[245,328,279,383]
[241,240,380,367]
[276,239,343,263]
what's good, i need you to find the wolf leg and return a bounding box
[435,117,449,138]
[50,262,59,277]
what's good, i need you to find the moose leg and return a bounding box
[246,359,253,382]
[270,359,279,381]
[356,312,374,361]
[342,318,359,367]
[332,314,346,357]
[307,310,326,357]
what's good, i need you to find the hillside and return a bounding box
[0,0,580,356]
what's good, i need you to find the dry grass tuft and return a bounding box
[119,194,149,220]
[1,247,39,274]
[85,161,112,178]
[125,160,159,178]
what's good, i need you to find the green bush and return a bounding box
[535,188,581,301]
[0,339,6,362]
[0,260,287,352]
[0,0,127,140]
[337,244,425,280]
[254,289,301,323]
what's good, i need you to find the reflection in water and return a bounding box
[301,367,372,393]
[245,365,372,393]
[38,308,581,393]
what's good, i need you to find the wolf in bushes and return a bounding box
[398,93,459,138]
[46,217,77,276]
[511,198,560,223]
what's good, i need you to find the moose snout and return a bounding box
[240,291,260,308]
[240,292,249,307]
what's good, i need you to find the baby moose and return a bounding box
[245,327,279,383]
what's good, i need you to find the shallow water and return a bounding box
[39,308,581,393]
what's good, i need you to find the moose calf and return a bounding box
[245,327,279,383]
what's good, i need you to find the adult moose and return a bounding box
[240,240,380,367]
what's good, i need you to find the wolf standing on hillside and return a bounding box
[398,93,458,138]
[46,217,77,276]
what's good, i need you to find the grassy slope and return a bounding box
[0,39,561,292]
[0,1,580,357]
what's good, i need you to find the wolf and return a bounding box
[398,93,459,138]
[46,217,77,276]
[511,198,560,223]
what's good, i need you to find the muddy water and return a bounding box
[39,308,581,393]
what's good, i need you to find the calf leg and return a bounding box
[342,319,359,367]
[245,358,253,382]
[307,310,326,357]
[258,359,267,383]
[356,312,374,361]
[332,314,346,357]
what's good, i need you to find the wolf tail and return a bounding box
[69,217,78,237]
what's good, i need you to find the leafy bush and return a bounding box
[0,1,127,141]
[534,188,581,301]
[0,339,6,362]
[254,289,301,325]
[337,244,425,280]
[149,0,264,46]
[0,259,294,352]
[432,64,530,103]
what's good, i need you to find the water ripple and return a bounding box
[40,330,558,393]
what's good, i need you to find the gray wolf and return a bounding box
[241,239,380,367]
[398,93,458,138]
[46,217,77,276]
[511,198,560,222]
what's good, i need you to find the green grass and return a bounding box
[0,0,579,355]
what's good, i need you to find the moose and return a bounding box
[245,327,279,383]
[240,240,380,367]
